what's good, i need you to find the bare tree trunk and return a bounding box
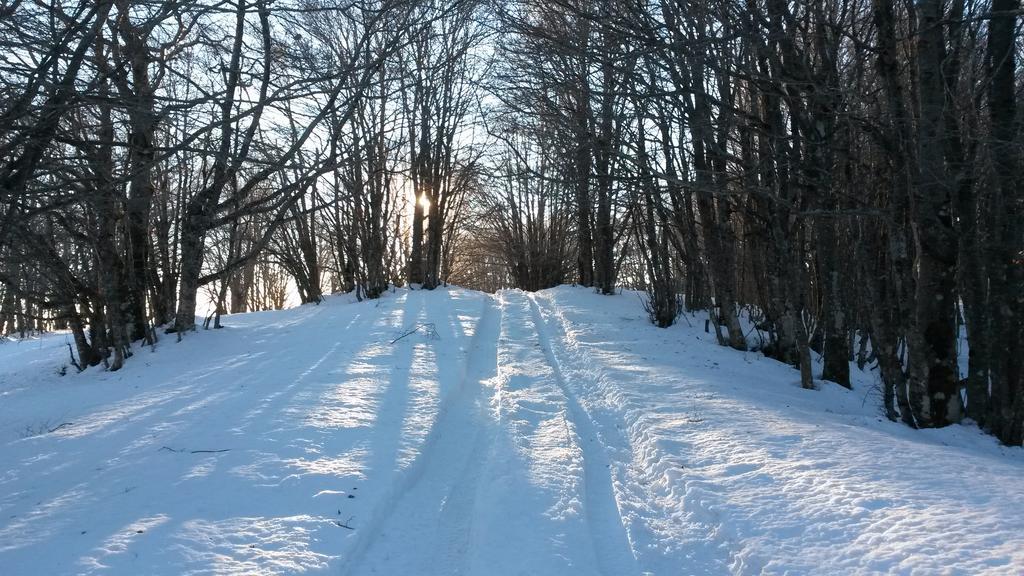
[905,0,962,427]
[592,22,618,295]
[65,303,100,368]
[573,86,595,288]
[173,0,257,332]
[986,0,1022,443]
[115,0,159,344]
[871,0,920,420]
[92,82,129,370]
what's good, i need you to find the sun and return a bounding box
[418,193,431,211]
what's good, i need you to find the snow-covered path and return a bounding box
[1,286,1022,575]
[341,297,501,575]
[348,290,639,575]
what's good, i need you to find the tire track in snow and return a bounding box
[340,295,499,576]
[531,291,742,574]
[520,292,640,576]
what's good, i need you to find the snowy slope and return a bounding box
[530,287,1024,575]
[0,286,1021,575]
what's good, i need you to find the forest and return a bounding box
[0,0,1021,446]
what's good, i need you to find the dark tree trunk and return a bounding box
[117,3,159,344]
[986,0,1022,444]
[573,90,594,288]
[905,0,962,427]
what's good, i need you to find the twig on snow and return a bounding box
[66,341,81,372]
[390,322,439,344]
[159,446,231,454]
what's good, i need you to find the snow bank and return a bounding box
[533,286,1024,575]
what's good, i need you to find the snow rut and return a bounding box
[346,290,640,576]
[531,291,742,574]
[341,296,500,575]
[469,290,638,576]
[524,293,640,576]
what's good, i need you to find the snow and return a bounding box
[0,286,1021,575]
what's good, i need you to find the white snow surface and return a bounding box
[0,286,1021,575]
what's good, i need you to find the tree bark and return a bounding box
[905,0,962,427]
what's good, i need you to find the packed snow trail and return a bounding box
[340,297,501,575]
[349,290,639,575]
[0,285,1022,575]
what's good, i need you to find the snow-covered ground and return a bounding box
[0,286,1021,575]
